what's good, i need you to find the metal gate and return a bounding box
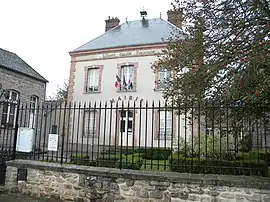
[0,99,20,185]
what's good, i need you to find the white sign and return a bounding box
[80,49,161,61]
[48,134,59,151]
[103,50,157,59]
[16,127,34,153]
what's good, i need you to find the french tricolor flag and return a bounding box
[115,75,121,88]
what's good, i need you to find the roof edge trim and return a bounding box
[69,42,168,56]
[0,65,48,83]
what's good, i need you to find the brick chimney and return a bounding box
[167,9,183,28]
[105,16,120,32]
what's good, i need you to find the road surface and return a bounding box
[0,193,59,201]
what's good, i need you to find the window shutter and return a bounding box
[98,65,103,92]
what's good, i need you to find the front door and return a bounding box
[119,110,133,146]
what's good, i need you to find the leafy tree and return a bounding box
[157,0,270,151]
[157,0,270,106]
[47,80,68,101]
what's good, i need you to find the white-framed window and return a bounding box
[29,95,39,128]
[120,65,134,91]
[157,69,171,89]
[120,110,133,134]
[84,110,97,136]
[1,90,20,128]
[86,68,99,92]
[158,110,172,140]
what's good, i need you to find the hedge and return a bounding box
[94,153,142,170]
[142,148,172,160]
[70,153,142,170]
[169,153,268,177]
[70,154,91,165]
[121,147,172,160]
[244,150,270,164]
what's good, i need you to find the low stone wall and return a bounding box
[4,160,270,202]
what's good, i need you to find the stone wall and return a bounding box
[4,160,270,202]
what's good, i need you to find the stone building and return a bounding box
[0,48,47,151]
[66,10,199,149]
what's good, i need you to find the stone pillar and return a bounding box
[5,166,18,192]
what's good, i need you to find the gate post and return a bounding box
[12,100,20,160]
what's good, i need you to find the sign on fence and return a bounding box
[16,127,34,153]
[47,134,58,151]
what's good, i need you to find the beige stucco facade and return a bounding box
[68,45,195,148]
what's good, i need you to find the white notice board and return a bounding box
[16,127,34,153]
[48,134,58,151]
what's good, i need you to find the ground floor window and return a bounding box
[29,95,39,128]
[84,110,97,136]
[120,110,133,134]
[158,110,172,140]
[1,90,19,128]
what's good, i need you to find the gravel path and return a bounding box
[0,194,59,201]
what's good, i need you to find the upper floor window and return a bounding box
[119,65,134,91]
[86,68,99,92]
[156,69,171,90]
[116,62,138,92]
[4,90,19,101]
[1,90,20,128]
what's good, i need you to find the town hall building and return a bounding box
[67,10,192,148]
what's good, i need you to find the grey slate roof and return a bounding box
[0,48,48,82]
[71,18,183,53]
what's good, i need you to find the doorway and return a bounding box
[118,110,134,146]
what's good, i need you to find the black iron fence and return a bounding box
[0,100,270,177]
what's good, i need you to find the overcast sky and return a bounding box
[0,0,172,97]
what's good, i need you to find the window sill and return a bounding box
[84,91,101,94]
[117,89,137,93]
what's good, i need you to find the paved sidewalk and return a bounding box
[0,193,59,201]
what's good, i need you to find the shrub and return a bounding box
[169,153,268,177]
[244,150,270,164]
[142,148,172,160]
[70,154,90,165]
[95,153,143,170]
[239,134,252,152]
[96,154,121,168]
[174,134,241,157]
[122,148,145,155]
[121,147,172,160]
